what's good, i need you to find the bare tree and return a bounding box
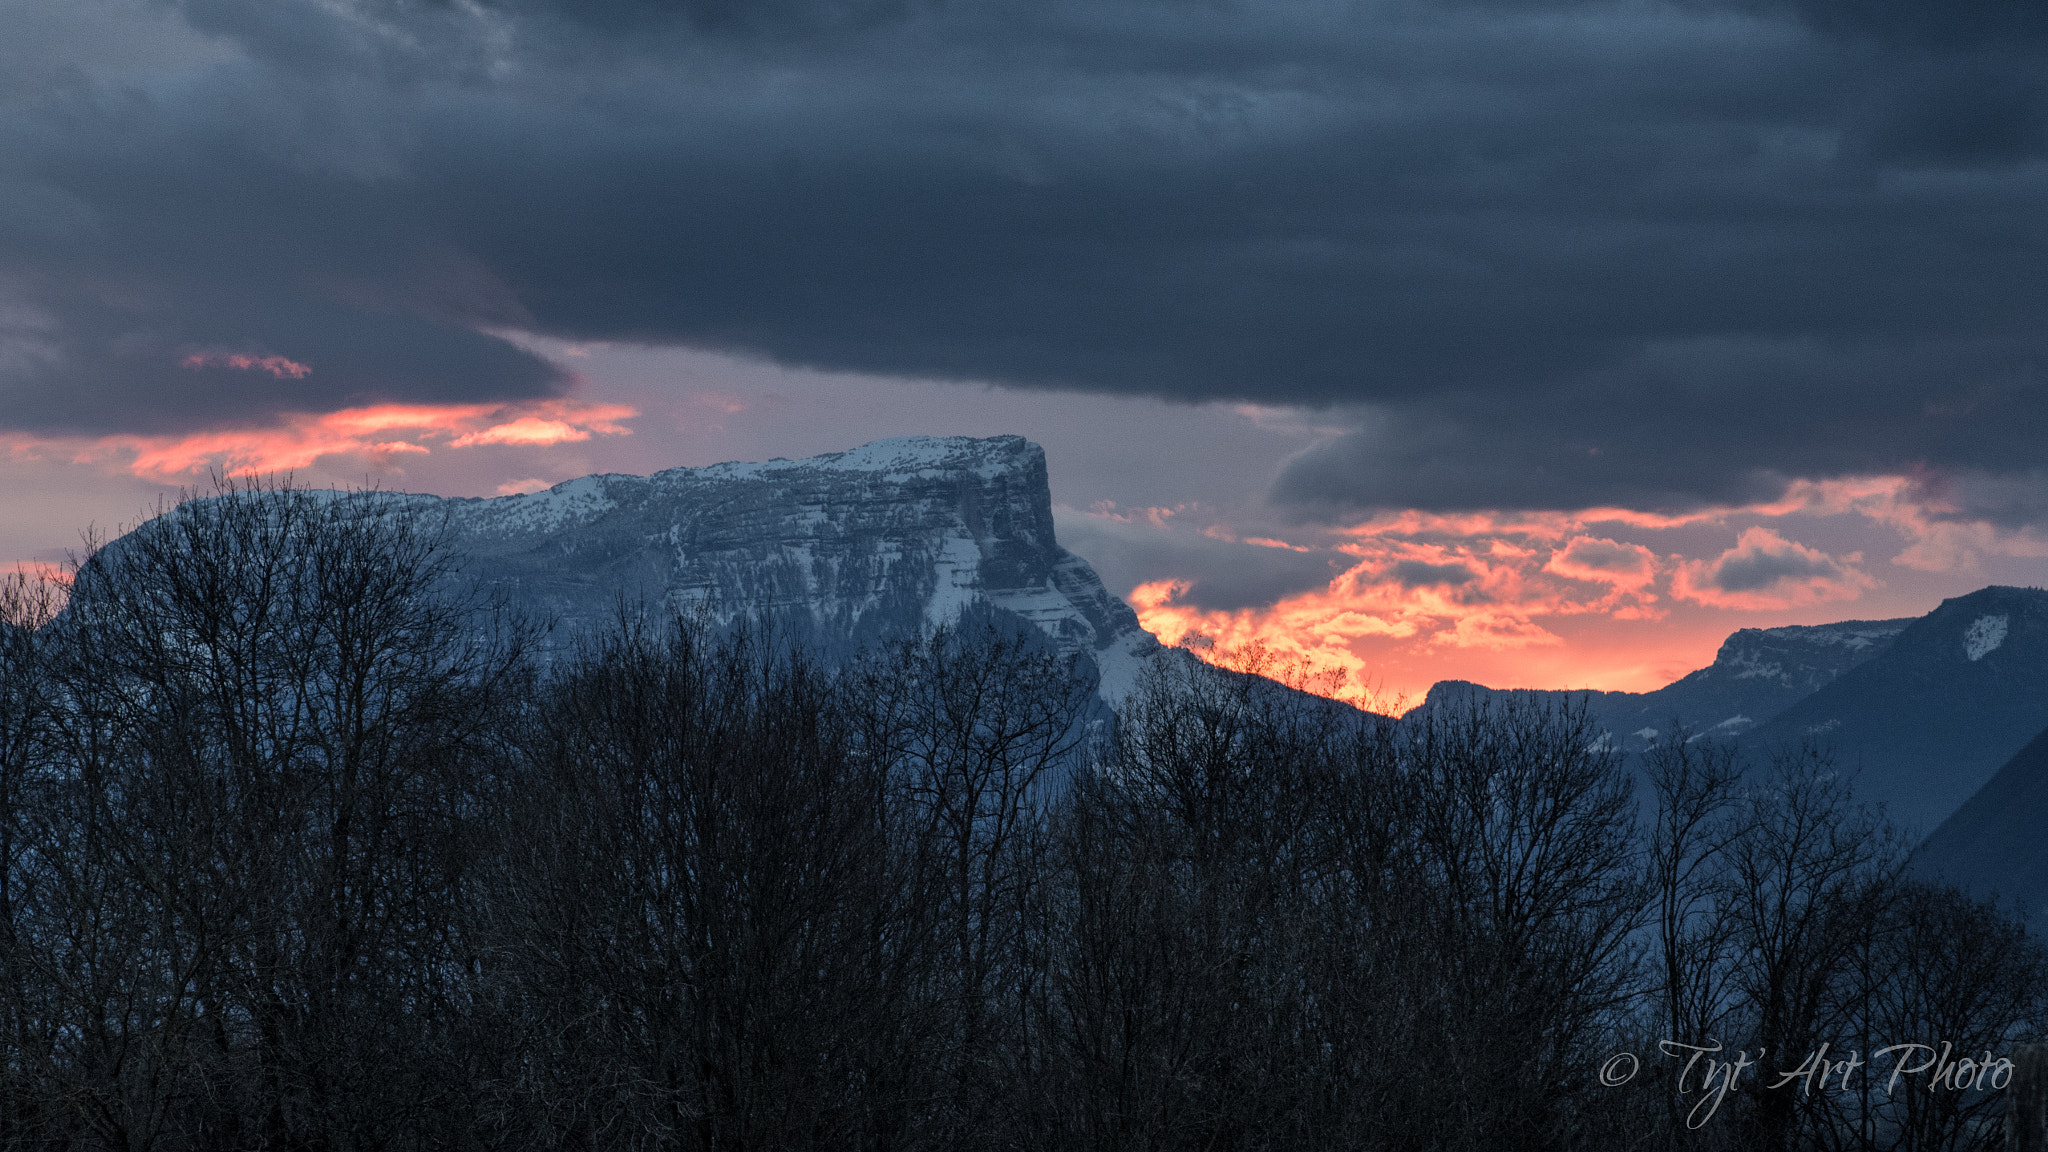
[1854,880,2048,1152]
[481,614,914,1152]
[1716,745,1904,1152]
[840,616,1093,1144]
[1395,693,1645,1152]
[0,571,63,1148]
[1642,725,1748,1128]
[16,482,2048,1152]
[33,475,530,1150]
[1030,650,1324,1152]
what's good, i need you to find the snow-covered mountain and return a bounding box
[434,435,1164,700]
[1416,587,2048,838]
[1734,585,2048,836]
[1411,616,1910,753]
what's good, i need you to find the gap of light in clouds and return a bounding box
[6,339,2046,708]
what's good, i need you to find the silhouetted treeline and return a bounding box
[1,481,2043,1151]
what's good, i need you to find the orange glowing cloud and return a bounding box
[1128,519,1681,708]
[1324,473,2048,576]
[1115,489,1912,707]
[1128,496,1914,705]
[181,351,314,379]
[3,399,637,480]
[1131,577,1412,709]
[1114,467,2048,708]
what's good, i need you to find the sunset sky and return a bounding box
[4,0,2047,707]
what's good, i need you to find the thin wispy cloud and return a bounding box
[180,352,313,379]
[3,399,636,480]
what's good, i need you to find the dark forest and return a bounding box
[2,482,2041,1152]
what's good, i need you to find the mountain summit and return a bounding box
[433,435,1163,698]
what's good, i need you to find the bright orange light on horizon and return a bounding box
[1116,472,2048,712]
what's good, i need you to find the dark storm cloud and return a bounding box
[1782,0,2048,49]
[3,0,2047,519]
[1387,560,1478,589]
[1704,530,1853,593]
[1552,537,1653,578]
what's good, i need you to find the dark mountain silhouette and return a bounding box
[1913,724,2048,923]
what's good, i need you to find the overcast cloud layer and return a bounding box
[3,0,2045,519]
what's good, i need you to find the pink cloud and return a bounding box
[181,351,313,379]
[694,391,749,415]
[3,399,637,480]
[1086,500,1188,529]
[451,416,597,447]
[1243,535,1313,552]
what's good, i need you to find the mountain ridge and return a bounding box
[1912,723,2048,922]
[1733,585,2048,836]
[1409,616,1912,751]
[121,438,2048,844]
[1413,586,2048,837]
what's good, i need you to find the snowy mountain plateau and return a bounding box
[431,435,1165,702]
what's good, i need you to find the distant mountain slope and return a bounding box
[422,435,1165,700]
[1411,617,1910,752]
[1735,586,2048,836]
[1912,725,2048,923]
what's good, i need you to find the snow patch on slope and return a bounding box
[1966,615,2010,661]
[926,534,982,626]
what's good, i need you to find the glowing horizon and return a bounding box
[1116,474,2048,711]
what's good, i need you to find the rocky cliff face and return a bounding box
[434,435,1163,699]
